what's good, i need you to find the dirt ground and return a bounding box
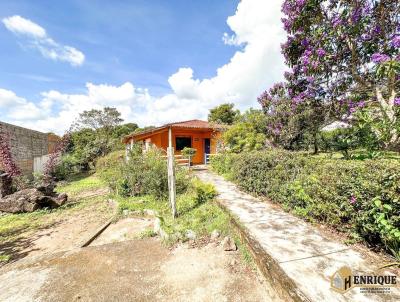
[0,197,114,265]
[27,202,114,256]
[1,205,280,302]
[0,236,279,302]
[91,217,154,247]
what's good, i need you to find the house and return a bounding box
[122,120,225,164]
[0,121,59,175]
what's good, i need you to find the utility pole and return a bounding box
[167,126,177,218]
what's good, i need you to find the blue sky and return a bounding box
[0,0,285,134]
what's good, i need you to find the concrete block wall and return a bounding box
[0,121,58,175]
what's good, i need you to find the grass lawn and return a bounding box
[0,174,109,264]
[56,173,106,196]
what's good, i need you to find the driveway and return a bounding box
[0,237,280,302]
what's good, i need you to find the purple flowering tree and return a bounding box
[0,128,21,177]
[258,82,326,151]
[279,0,400,149]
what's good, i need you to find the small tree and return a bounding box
[208,103,240,125]
[43,134,71,184]
[258,83,327,152]
[181,147,197,165]
[73,107,124,156]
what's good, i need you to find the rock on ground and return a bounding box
[185,230,197,240]
[211,229,220,241]
[0,172,13,198]
[222,236,237,251]
[0,184,68,213]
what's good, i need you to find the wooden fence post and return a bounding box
[168,127,177,218]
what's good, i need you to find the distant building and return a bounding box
[0,121,59,175]
[122,119,224,165]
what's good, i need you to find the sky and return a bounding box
[0,0,286,134]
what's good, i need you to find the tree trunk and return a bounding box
[376,87,399,150]
[313,132,319,154]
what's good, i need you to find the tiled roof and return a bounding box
[122,119,225,143]
[165,119,223,129]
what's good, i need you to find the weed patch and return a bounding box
[116,180,230,245]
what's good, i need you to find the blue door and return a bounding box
[204,138,210,163]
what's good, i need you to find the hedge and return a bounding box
[210,150,400,259]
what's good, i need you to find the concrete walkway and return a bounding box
[195,169,400,302]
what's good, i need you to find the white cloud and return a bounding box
[0,88,24,107]
[0,0,285,134]
[0,88,48,120]
[168,68,201,100]
[159,0,286,114]
[2,15,85,66]
[2,15,46,38]
[222,32,241,46]
[5,82,153,133]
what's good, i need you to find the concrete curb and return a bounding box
[216,200,310,302]
[80,218,114,248]
[153,217,169,241]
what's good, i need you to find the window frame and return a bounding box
[175,136,192,151]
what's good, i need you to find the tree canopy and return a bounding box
[74,107,123,131]
[58,107,138,175]
[223,109,267,153]
[208,103,240,125]
[258,0,399,152]
[277,0,399,149]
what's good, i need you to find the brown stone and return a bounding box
[222,236,237,251]
[0,186,68,213]
[0,172,13,198]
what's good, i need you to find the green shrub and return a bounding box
[54,153,82,179]
[209,152,238,176]
[95,150,125,194]
[182,147,197,165]
[192,179,218,205]
[211,150,400,259]
[97,148,190,199]
[181,147,197,158]
[319,128,356,155]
